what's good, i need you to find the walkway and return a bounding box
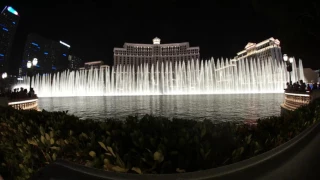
[258,130,320,180]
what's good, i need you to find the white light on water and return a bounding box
[15,57,305,97]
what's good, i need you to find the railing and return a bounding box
[281,89,320,111]
[7,97,39,110]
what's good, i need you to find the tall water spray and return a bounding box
[16,57,305,97]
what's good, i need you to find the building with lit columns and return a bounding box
[234,37,282,62]
[113,37,200,68]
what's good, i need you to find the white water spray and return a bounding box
[15,57,305,97]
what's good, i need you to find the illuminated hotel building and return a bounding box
[0,6,19,74]
[234,37,282,62]
[21,33,70,75]
[113,37,200,68]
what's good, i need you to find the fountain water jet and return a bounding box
[15,57,305,97]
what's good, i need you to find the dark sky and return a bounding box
[1,0,320,74]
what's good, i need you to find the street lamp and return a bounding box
[1,72,7,79]
[283,54,293,85]
[27,58,38,91]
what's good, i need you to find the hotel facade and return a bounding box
[113,37,200,68]
[234,37,282,62]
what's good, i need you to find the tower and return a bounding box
[0,6,20,74]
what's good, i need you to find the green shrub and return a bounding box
[1,99,320,179]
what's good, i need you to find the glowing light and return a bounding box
[2,28,8,31]
[283,54,288,61]
[44,52,48,55]
[27,61,32,68]
[2,72,7,79]
[17,77,23,80]
[62,54,67,56]
[32,58,38,66]
[59,41,70,48]
[7,6,18,16]
[52,66,56,70]
[285,93,310,97]
[289,57,294,63]
[8,99,38,105]
[13,22,16,24]
[0,54,4,56]
[31,42,38,46]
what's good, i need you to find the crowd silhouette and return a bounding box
[0,87,36,100]
[286,80,319,93]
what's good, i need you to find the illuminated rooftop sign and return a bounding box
[7,6,18,16]
[59,41,70,48]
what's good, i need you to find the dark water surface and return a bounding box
[38,93,284,122]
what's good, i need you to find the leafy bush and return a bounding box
[1,99,320,179]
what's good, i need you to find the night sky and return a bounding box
[1,0,320,74]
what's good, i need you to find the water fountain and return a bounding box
[15,57,304,97]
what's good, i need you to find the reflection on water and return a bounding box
[38,93,284,122]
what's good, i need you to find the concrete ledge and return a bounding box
[33,121,320,180]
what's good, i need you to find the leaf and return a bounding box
[176,168,186,173]
[89,151,96,158]
[105,152,112,156]
[45,133,51,141]
[132,167,142,174]
[50,146,61,151]
[52,153,57,161]
[19,164,24,169]
[205,149,211,159]
[98,141,108,151]
[112,166,128,173]
[64,140,69,144]
[107,146,116,157]
[28,168,33,173]
[69,130,73,136]
[153,151,164,163]
[104,158,111,165]
[116,153,125,168]
[201,127,206,138]
[40,136,46,144]
[40,126,45,135]
[50,130,54,138]
[81,132,88,139]
[239,147,244,155]
[50,138,55,145]
[27,139,38,146]
[246,134,252,144]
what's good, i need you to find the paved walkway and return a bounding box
[259,131,320,180]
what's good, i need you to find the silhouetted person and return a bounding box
[313,82,318,90]
[307,84,311,91]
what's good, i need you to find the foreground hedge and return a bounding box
[1,99,320,179]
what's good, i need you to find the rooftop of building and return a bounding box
[84,61,104,65]
[237,37,281,55]
[114,37,199,51]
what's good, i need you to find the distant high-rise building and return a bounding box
[68,54,82,70]
[22,33,70,75]
[234,37,282,62]
[113,37,200,68]
[0,6,19,74]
